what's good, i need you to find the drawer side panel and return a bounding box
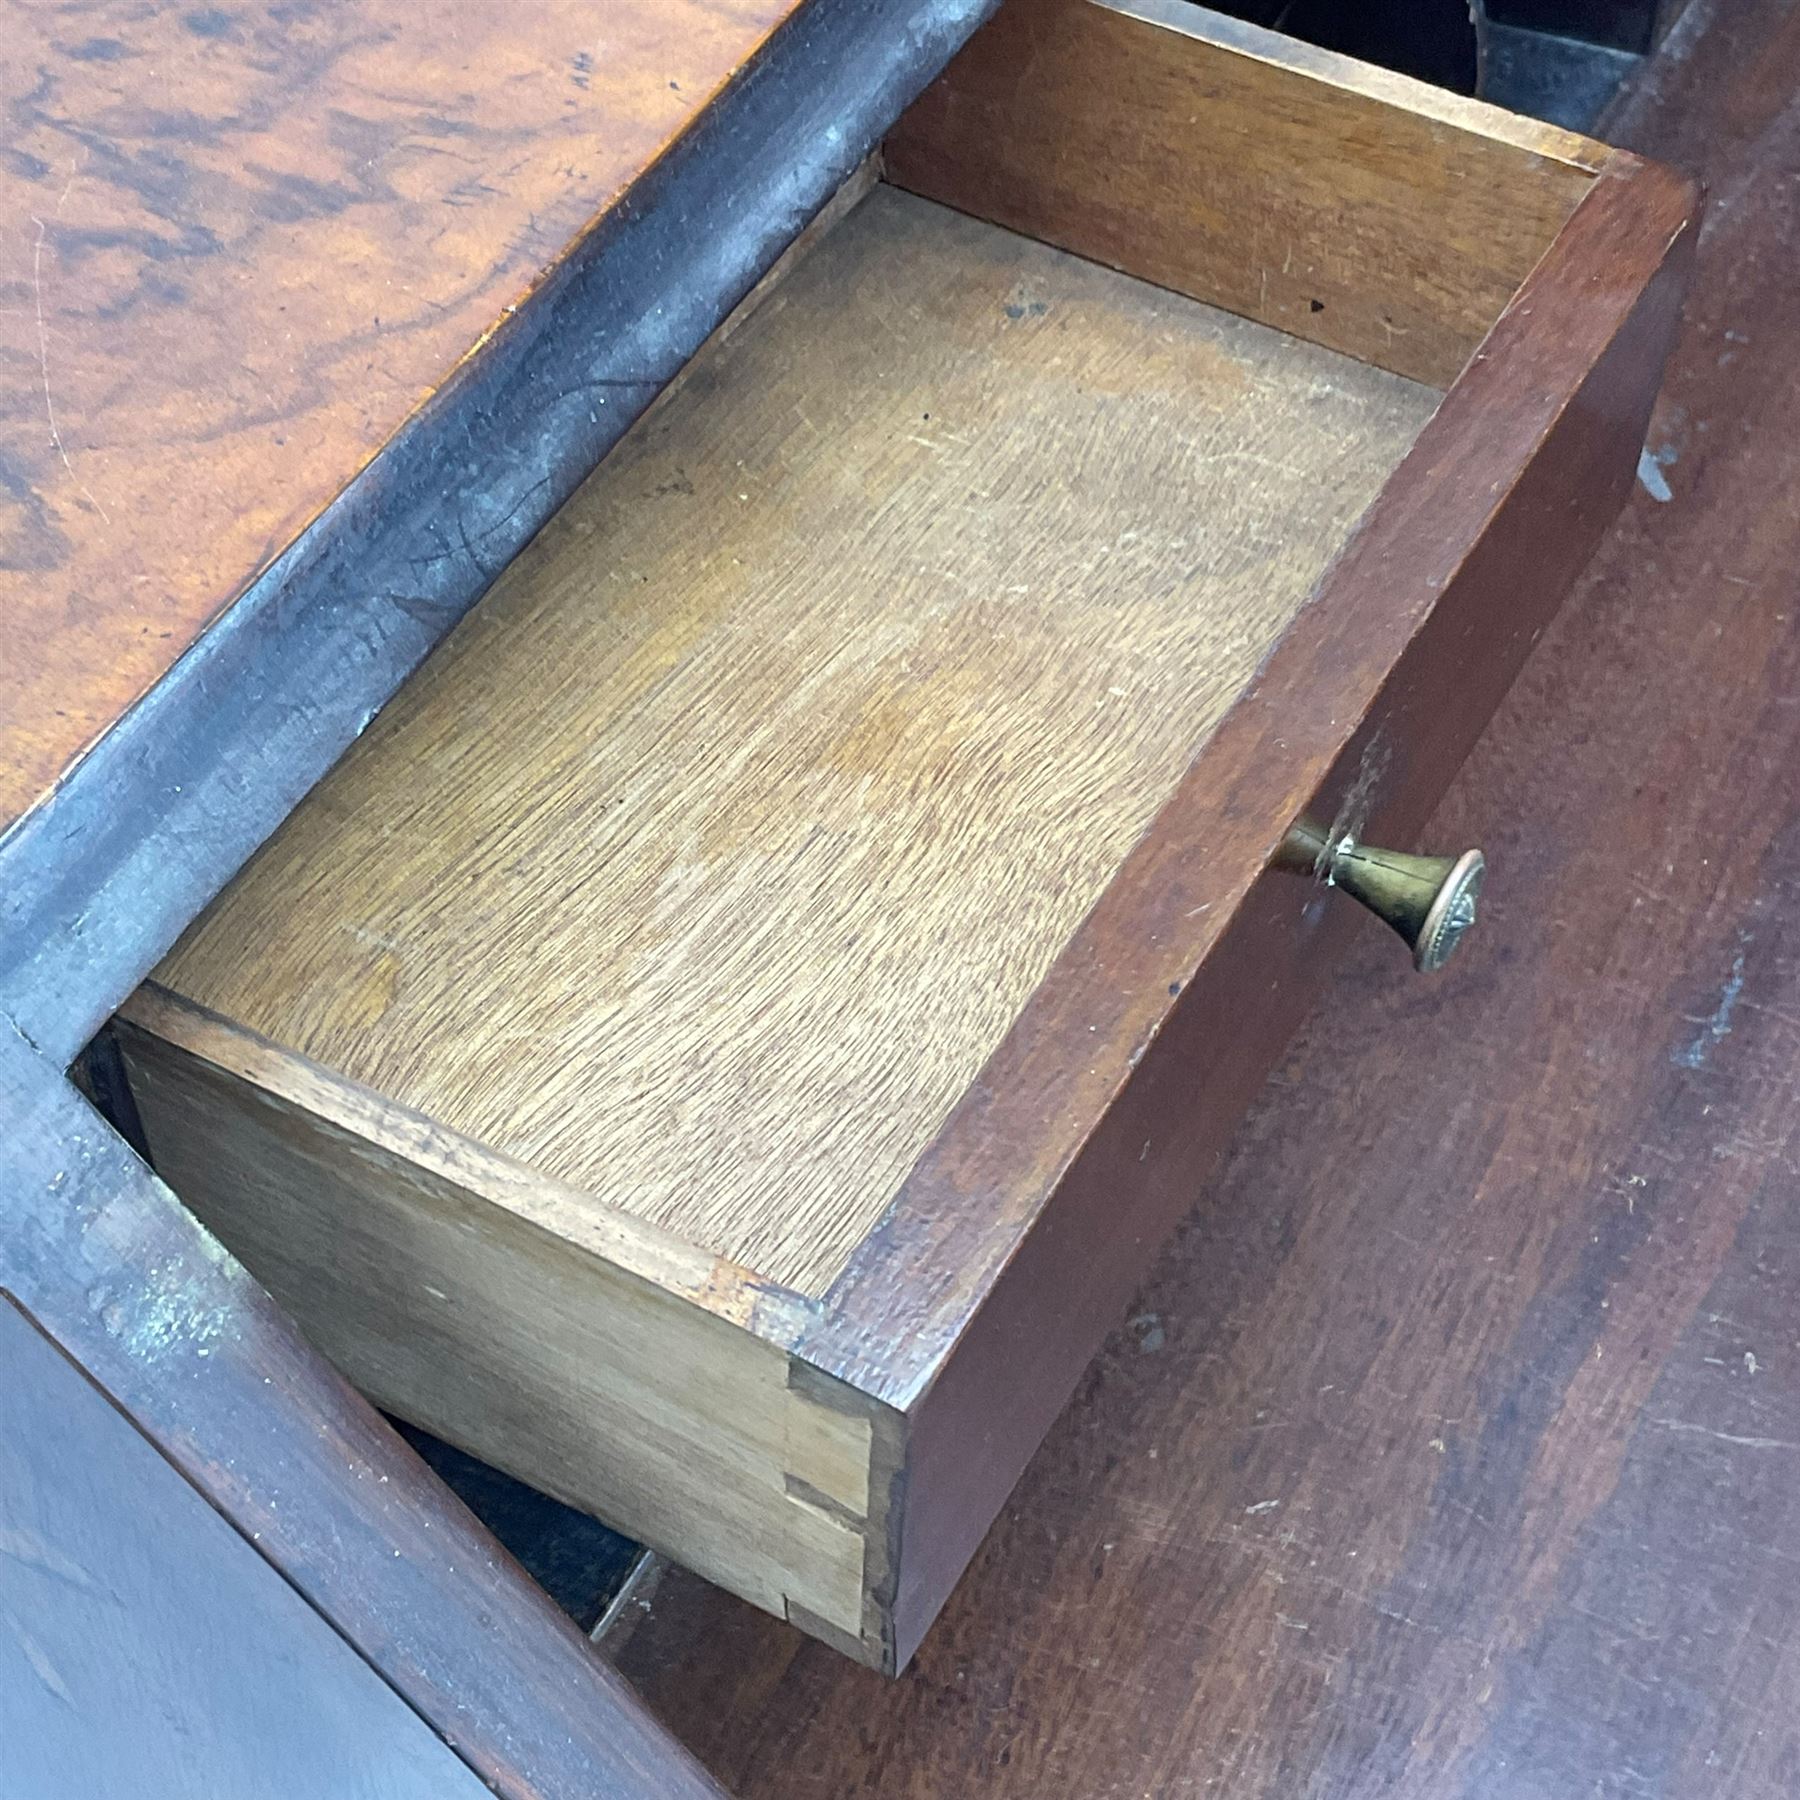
[118,1021,892,1658]
[807,154,1700,1669]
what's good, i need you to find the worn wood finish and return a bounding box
[0,0,830,838]
[0,1296,493,1800]
[0,0,999,1074]
[149,184,1435,1294]
[0,1025,727,1800]
[126,175,1427,1662]
[885,0,1601,386]
[802,147,1696,1667]
[612,2,1800,1789]
[116,986,893,1652]
[0,0,1006,1780]
[119,8,1694,1670]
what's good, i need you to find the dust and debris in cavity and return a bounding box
[1671,941,1749,1069]
[1638,391,1697,503]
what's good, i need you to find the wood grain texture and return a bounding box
[0,1030,727,1800]
[116,986,894,1654]
[609,5,1800,1788]
[0,1296,493,1800]
[798,150,1697,1665]
[120,29,1692,1663]
[885,0,1601,386]
[0,0,812,838]
[151,183,1436,1294]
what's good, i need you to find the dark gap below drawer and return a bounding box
[389,1421,644,1637]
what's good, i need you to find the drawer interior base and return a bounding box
[152,181,1438,1296]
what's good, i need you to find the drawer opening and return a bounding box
[112,0,1656,1672]
[133,177,1439,1297]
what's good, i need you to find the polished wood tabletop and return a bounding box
[0,0,800,834]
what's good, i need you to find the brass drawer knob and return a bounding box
[1277,819,1485,974]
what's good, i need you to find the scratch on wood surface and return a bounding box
[27,147,108,529]
[1672,949,1747,1067]
[0,1527,95,1592]
[1651,1419,1798,1452]
[15,1630,74,1706]
[28,155,109,528]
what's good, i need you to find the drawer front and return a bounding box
[799,147,1697,1668]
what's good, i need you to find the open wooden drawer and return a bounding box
[113,0,1694,1673]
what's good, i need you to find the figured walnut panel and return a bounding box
[0,0,801,830]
